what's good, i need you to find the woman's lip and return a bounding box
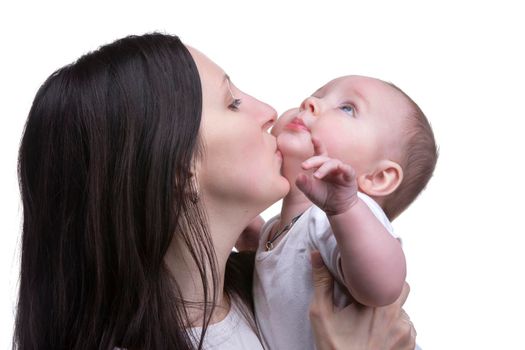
[285,117,310,132]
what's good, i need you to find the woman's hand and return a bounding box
[309,251,416,350]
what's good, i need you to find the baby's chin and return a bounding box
[276,131,314,162]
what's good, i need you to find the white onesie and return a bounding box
[253,192,396,350]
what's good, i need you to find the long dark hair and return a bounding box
[15,33,255,350]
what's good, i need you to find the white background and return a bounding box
[1,1,524,349]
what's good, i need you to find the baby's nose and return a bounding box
[300,96,320,116]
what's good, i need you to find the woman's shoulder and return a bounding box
[190,301,264,350]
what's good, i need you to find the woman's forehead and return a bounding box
[186,46,225,87]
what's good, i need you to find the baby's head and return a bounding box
[273,75,437,220]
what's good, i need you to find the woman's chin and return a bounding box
[275,175,291,200]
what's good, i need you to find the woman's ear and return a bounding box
[357,160,403,198]
[189,159,202,202]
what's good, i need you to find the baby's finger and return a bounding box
[296,173,313,196]
[313,159,343,179]
[302,155,331,170]
[339,163,356,182]
[311,137,328,157]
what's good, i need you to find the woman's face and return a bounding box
[188,47,289,214]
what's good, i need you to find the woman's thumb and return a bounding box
[310,251,334,313]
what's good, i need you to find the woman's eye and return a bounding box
[228,98,242,111]
[340,104,355,116]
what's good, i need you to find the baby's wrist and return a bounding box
[325,194,359,217]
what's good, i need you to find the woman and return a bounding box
[15,33,415,349]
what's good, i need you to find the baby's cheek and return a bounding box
[270,123,282,137]
[271,118,289,137]
[312,126,348,155]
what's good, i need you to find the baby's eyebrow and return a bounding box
[311,87,324,97]
[351,89,369,111]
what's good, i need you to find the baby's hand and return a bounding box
[296,138,358,216]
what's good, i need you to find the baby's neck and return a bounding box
[277,185,312,234]
[270,155,313,242]
[280,155,313,216]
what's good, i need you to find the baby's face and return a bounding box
[273,76,410,175]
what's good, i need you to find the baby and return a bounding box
[252,75,437,350]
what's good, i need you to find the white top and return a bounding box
[254,192,396,350]
[189,302,264,350]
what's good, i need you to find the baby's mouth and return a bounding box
[286,117,310,132]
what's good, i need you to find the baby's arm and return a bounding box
[297,138,406,307]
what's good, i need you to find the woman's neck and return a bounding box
[163,239,228,325]
[163,200,258,325]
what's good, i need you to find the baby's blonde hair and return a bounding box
[382,83,438,220]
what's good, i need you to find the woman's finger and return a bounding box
[309,251,335,316]
[393,282,410,308]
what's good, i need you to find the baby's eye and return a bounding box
[339,104,355,117]
[228,98,242,111]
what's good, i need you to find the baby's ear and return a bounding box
[357,160,403,198]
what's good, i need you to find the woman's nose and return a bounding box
[260,102,277,131]
[300,96,320,116]
[264,111,277,131]
[247,94,277,130]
